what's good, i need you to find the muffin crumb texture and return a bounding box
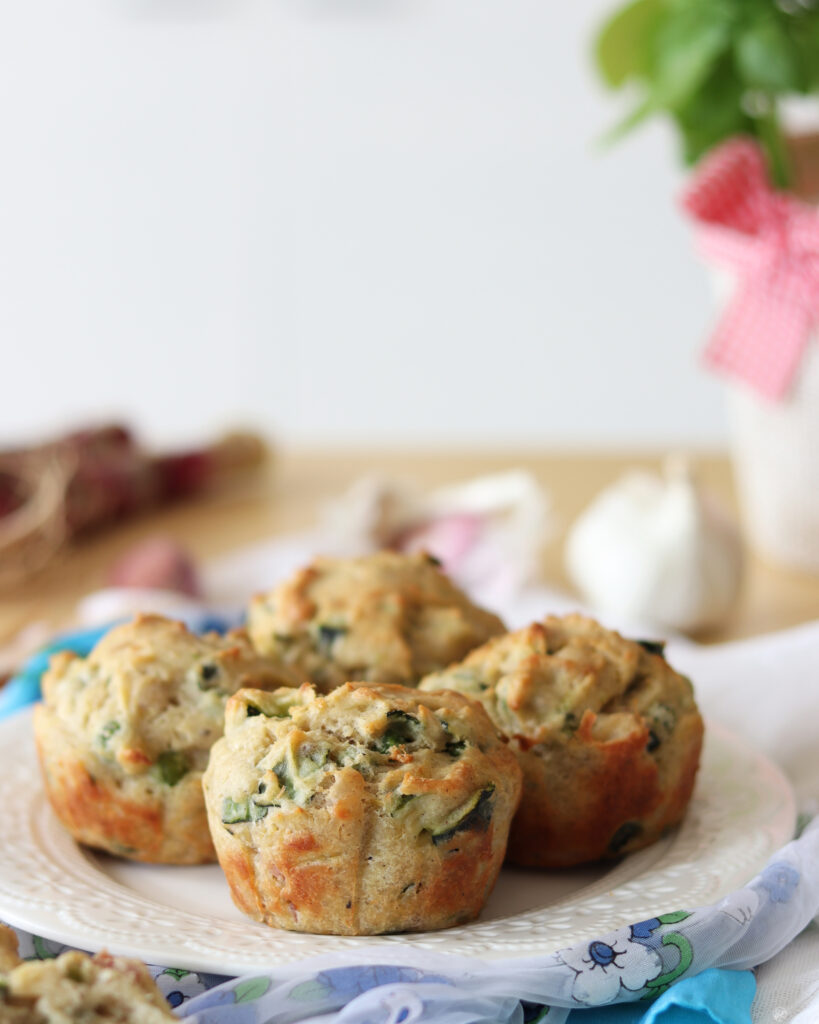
[247,551,506,692]
[203,681,522,934]
[34,614,292,864]
[0,924,175,1022]
[420,614,704,867]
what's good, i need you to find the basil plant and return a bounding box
[595,0,819,185]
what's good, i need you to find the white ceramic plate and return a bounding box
[0,712,795,975]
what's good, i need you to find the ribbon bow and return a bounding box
[681,138,819,400]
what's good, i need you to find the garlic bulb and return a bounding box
[565,459,744,633]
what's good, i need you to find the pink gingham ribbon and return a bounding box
[681,138,819,400]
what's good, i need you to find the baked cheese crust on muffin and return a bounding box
[0,924,175,1023]
[34,614,294,864]
[203,682,522,934]
[246,551,506,693]
[419,614,703,867]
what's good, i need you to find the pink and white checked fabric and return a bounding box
[681,138,819,400]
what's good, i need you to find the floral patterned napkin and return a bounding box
[2,818,815,1022]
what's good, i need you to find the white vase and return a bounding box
[726,341,819,572]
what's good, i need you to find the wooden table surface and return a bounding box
[1,448,817,651]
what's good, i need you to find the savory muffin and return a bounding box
[34,614,295,864]
[419,614,703,867]
[246,551,506,693]
[0,924,175,1023]
[0,926,21,975]
[203,682,522,934]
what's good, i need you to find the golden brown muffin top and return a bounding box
[246,551,506,692]
[40,614,295,782]
[0,926,174,1023]
[207,681,519,847]
[419,613,699,750]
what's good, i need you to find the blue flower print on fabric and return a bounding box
[557,925,664,1005]
[760,862,800,903]
[175,978,268,1024]
[318,966,427,998]
[289,965,449,1003]
[179,987,238,1012]
[629,918,661,942]
[152,968,208,1007]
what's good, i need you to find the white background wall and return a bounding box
[0,0,726,450]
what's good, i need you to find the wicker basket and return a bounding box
[0,455,71,588]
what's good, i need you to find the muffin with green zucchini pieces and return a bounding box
[0,923,175,1023]
[419,614,704,868]
[34,613,296,864]
[247,551,506,693]
[203,681,522,934]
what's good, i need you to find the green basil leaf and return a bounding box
[221,796,269,824]
[790,13,819,93]
[391,792,416,817]
[595,0,665,87]
[273,760,296,801]
[430,786,495,847]
[156,750,189,787]
[222,796,250,824]
[97,720,120,748]
[672,56,752,165]
[735,15,802,93]
[601,95,655,147]
[376,711,420,753]
[652,4,734,110]
[315,623,347,653]
[608,820,644,855]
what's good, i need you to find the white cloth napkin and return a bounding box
[664,622,819,1024]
